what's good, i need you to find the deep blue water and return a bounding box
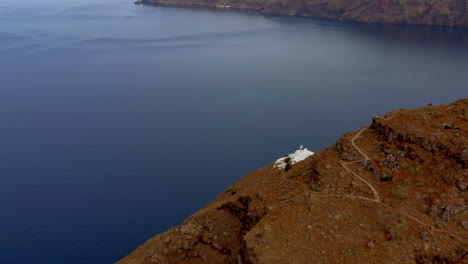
[0,0,467,263]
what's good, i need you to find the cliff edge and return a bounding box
[141,0,468,27]
[117,99,467,264]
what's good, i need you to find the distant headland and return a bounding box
[138,0,468,27]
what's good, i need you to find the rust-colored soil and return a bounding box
[117,99,467,264]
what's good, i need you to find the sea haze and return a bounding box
[0,0,467,263]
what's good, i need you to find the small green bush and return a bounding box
[383,167,393,178]
[386,217,409,240]
[391,188,408,200]
[420,204,430,214]
[284,156,293,171]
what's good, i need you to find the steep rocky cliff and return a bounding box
[141,0,468,27]
[117,99,467,264]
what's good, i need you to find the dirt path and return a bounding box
[340,127,381,202]
[316,125,468,235]
[350,127,371,162]
[309,192,468,235]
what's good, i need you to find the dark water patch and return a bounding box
[87,28,275,43]
[0,32,28,44]
[0,43,46,56]
[75,29,270,51]
[60,42,245,55]
[269,16,468,48]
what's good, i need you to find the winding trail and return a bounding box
[310,124,468,236]
[309,192,468,235]
[350,127,371,162]
[340,127,381,202]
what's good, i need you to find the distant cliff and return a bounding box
[117,99,467,264]
[141,0,468,27]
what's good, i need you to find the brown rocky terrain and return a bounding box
[117,99,468,264]
[141,0,468,27]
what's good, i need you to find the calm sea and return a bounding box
[0,0,467,263]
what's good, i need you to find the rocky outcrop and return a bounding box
[141,0,468,27]
[117,99,467,264]
[372,114,468,167]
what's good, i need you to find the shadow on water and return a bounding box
[268,15,468,48]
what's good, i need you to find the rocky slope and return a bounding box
[117,99,467,264]
[141,0,468,27]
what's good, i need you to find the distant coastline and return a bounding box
[140,0,468,27]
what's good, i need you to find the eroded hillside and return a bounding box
[118,99,467,264]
